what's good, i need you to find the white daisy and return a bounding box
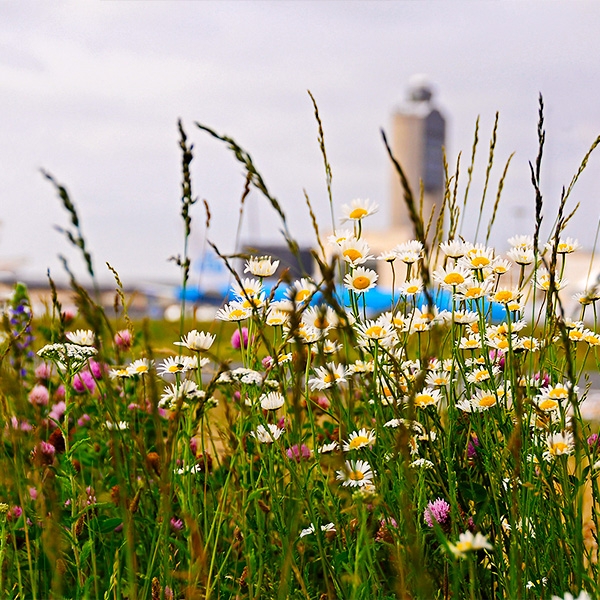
[244,255,280,277]
[174,330,215,351]
[340,198,379,222]
[439,239,471,259]
[127,358,153,377]
[259,392,285,410]
[251,423,284,444]
[215,302,252,322]
[318,441,339,453]
[286,277,318,304]
[413,388,443,408]
[66,329,95,346]
[308,363,348,391]
[342,428,376,451]
[336,459,375,487]
[449,531,492,558]
[344,267,378,293]
[339,238,373,266]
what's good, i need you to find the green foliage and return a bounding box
[0,97,599,599]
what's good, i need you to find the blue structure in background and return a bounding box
[176,282,507,323]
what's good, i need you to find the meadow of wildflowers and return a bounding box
[1,102,600,599]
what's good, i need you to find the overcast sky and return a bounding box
[1,1,600,288]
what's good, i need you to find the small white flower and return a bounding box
[218,368,263,385]
[342,428,376,452]
[344,267,378,293]
[449,531,492,558]
[551,592,592,600]
[105,420,129,431]
[336,459,375,487]
[66,329,95,346]
[409,458,434,469]
[127,358,153,377]
[174,330,215,351]
[244,256,280,277]
[251,424,284,444]
[340,198,379,222]
[259,392,285,410]
[318,441,339,454]
[159,380,206,409]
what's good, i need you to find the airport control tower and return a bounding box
[389,75,446,241]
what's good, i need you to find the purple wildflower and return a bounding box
[28,385,49,407]
[231,327,249,350]
[467,436,480,460]
[424,498,451,528]
[73,371,96,394]
[77,414,91,427]
[114,329,133,350]
[48,401,66,423]
[35,363,52,380]
[88,359,105,379]
[286,444,312,462]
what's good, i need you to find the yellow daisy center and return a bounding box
[229,309,246,319]
[585,334,600,346]
[471,256,491,268]
[349,208,368,219]
[494,290,514,303]
[466,287,484,298]
[349,470,365,481]
[551,442,569,454]
[479,395,496,408]
[349,436,370,449]
[343,248,363,262]
[314,316,330,329]
[365,325,384,338]
[295,289,310,302]
[352,276,371,290]
[539,399,558,411]
[323,373,340,384]
[415,394,435,406]
[242,297,261,308]
[548,388,568,399]
[406,285,420,294]
[135,365,148,373]
[444,272,465,285]
[474,370,490,382]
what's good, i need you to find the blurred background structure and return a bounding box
[389,74,446,241]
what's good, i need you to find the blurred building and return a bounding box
[358,76,447,288]
[389,74,446,240]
